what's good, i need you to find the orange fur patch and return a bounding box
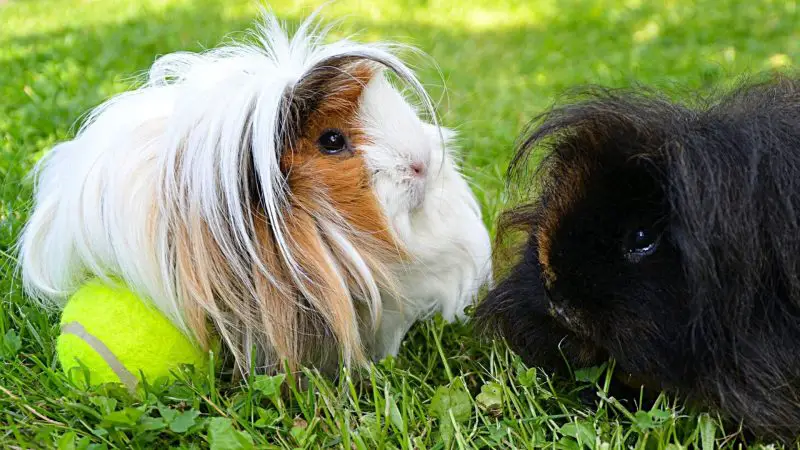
[273,63,403,367]
[282,64,398,255]
[535,161,588,287]
[171,62,406,375]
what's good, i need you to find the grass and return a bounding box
[1,0,799,448]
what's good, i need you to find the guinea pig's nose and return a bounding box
[410,161,426,177]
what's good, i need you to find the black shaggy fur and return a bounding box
[476,76,800,442]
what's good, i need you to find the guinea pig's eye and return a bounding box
[317,129,350,155]
[624,228,661,262]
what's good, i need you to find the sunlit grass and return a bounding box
[1,0,799,448]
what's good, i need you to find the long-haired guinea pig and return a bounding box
[476,76,800,441]
[18,10,492,376]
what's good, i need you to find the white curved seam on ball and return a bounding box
[60,321,139,392]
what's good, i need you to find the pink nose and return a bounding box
[410,161,425,176]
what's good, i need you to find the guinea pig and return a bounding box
[476,76,800,441]
[18,10,492,376]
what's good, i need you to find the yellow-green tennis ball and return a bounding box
[57,279,208,391]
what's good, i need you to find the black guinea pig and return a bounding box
[476,75,800,442]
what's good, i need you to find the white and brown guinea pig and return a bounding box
[18,10,492,375]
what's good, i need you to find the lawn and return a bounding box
[1,0,798,448]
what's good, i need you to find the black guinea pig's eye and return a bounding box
[317,129,350,155]
[624,228,661,262]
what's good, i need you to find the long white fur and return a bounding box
[18,9,492,372]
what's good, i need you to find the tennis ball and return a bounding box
[57,279,208,391]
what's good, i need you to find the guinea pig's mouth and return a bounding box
[409,190,426,210]
[408,177,427,209]
[548,301,574,326]
[546,299,591,337]
[542,299,665,398]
